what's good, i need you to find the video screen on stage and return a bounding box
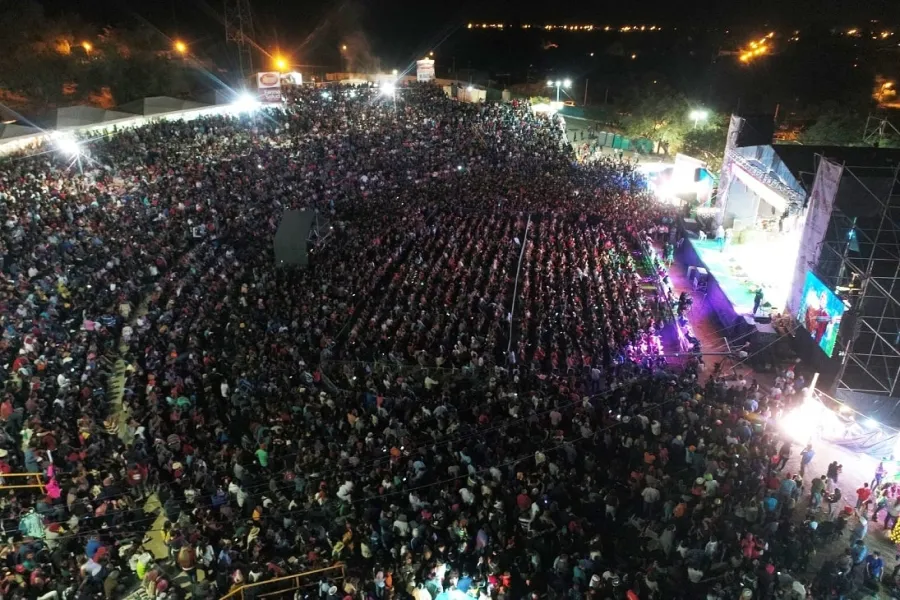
[797,272,845,358]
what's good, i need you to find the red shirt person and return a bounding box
[857,483,872,509]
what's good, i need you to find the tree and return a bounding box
[798,108,866,146]
[681,115,728,173]
[0,1,195,113]
[617,85,691,153]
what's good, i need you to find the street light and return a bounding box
[82,41,92,53]
[274,55,288,71]
[546,78,571,102]
[341,44,348,51]
[174,40,187,55]
[690,109,709,127]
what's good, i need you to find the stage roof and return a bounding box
[772,145,900,190]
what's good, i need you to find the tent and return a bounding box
[117,96,209,116]
[0,123,42,141]
[54,106,135,129]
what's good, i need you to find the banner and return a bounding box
[788,156,843,315]
[714,115,744,226]
[256,72,282,103]
[416,59,435,82]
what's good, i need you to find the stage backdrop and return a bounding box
[788,156,843,315]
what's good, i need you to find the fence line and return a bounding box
[508,214,532,353]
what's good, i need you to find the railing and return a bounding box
[219,565,345,600]
[726,148,804,204]
[0,472,46,493]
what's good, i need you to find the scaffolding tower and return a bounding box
[224,0,255,79]
[863,116,900,147]
[818,161,900,398]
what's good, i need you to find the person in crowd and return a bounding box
[0,82,873,600]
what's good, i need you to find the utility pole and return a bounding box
[224,0,255,81]
[583,79,589,106]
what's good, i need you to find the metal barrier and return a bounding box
[0,472,45,494]
[219,564,345,600]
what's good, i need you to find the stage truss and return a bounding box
[818,162,900,397]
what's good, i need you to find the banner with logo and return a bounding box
[416,59,435,82]
[257,72,282,103]
[788,156,843,314]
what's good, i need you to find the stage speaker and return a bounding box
[753,315,772,324]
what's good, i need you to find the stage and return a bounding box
[679,237,782,345]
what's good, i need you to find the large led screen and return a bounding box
[796,271,845,358]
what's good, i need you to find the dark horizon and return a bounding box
[39,0,899,65]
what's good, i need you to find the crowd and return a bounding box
[0,82,883,600]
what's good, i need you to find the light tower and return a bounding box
[224,0,255,79]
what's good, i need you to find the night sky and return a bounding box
[34,0,898,115]
[43,0,897,62]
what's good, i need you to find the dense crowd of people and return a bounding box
[0,83,883,600]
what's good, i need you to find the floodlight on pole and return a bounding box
[689,109,709,127]
[548,78,570,102]
[174,40,187,55]
[381,82,396,95]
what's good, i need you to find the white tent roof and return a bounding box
[0,123,42,140]
[117,96,209,116]
[54,106,135,129]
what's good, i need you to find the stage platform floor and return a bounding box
[691,239,761,315]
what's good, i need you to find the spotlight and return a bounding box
[466,85,474,92]
[563,79,572,87]
[54,135,80,157]
[380,82,396,95]
[232,93,259,112]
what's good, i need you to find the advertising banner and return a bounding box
[788,156,843,315]
[256,71,282,103]
[416,59,435,82]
